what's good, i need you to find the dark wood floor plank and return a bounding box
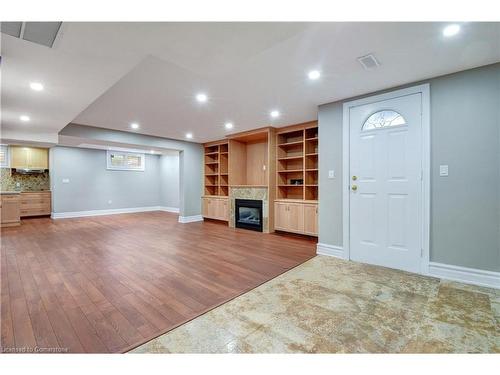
[1,211,315,352]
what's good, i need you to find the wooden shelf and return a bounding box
[276,123,318,201]
[278,155,303,161]
[203,142,230,197]
[278,140,303,147]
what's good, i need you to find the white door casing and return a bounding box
[342,84,430,274]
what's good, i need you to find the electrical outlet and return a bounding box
[328,170,335,179]
[262,165,266,171]
[62,178,70,184]
[16,182,21,188]
[108,200,112,205]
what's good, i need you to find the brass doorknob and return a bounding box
[352,175,357,181]
[351,185,358,191]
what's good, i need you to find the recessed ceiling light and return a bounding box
[150,150,155,154]
[270,110,280,119]
[308,70,321,80]
[443,24,460,37]
[29,82,44,91]
[225,122,234,130]
[196,93,208,103]
[20,115,30,122]
[186,133,193,139]
[130,122,139,130]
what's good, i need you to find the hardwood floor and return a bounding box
[0,212,316,353]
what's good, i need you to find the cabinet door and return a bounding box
[287,203,304,233]
[218,199,229,221]
[29,148,49,169]
[303,204,318,236]
[274,202,288,230]
[10,147,30,168]
[202,198,210,217]
[1,197,20,224]
[207,198,217,218]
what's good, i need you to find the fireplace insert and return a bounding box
[235,199,263,232]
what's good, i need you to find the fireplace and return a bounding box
[235,199,263,232]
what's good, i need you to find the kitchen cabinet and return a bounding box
[202,196,229,221]
[10,146,49,169]
[1,193,21,227]
[20,191,51,217]
[274,201,317,236]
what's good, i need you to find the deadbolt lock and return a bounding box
[352,175,357,181]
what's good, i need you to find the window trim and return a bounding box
[106,150,145,171]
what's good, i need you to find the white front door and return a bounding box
[349,93,422,273]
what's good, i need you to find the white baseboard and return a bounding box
[178,215,204,224]
[316,243,345,259]
[428,262,500,289]
[158,206,180,213]
[51,206,177,219]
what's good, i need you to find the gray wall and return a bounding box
[159,153,180,209]
[59,124,203,217]
[318,63,500,272]
[50,147,162,212]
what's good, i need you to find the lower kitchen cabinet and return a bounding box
[1,194,21,227]
[274,201,318,236]
[202,196,229,221]
[20,191,52,217]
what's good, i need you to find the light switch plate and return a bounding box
[328,170,335,179]
[62,178,70,183]
[439,165,449,177]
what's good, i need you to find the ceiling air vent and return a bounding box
[357,53,380,70]
[1,22,62,48]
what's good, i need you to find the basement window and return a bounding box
[106,151,145,171]
[0,145,9,168]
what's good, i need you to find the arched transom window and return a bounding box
[362,110,406,131]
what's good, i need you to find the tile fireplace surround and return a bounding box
[229,187,269,233]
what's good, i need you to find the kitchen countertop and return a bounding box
[1,190,51,194]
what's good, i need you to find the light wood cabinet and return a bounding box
[274,201,317,236]
[287,203,304,233]
[202,197,229,221]
[20,191,51,217]
[274,201,289,230]
[303,204,318,236]
[10,146,49,169]
[1,194,21,227]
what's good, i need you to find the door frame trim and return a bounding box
[342,84,431,275]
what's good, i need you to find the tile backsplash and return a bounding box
[0,168,50,191]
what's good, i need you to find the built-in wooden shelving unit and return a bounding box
[276,122,318,201]
[204,141,229,197]
[202,122,317,235]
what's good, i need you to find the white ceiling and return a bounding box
[2,22,499,143]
